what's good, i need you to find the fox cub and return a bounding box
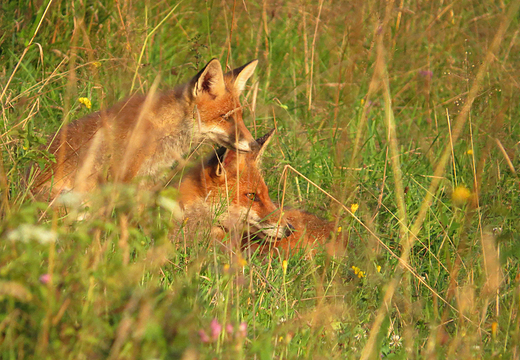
[33,59,259,199]
[179,129,293,242]
[179,130,346,255]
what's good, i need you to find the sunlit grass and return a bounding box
[1,0,520,359]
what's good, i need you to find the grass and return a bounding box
[1,0,520,358]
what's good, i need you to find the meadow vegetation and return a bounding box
[1,0,520,358]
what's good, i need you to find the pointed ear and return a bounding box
[215,148,239,177]
[253,128,275,163]
[193,59,226,98]
[225,59,258,94]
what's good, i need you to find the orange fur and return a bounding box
[179,130,292,242]
[246,209,347,257]
[32,59,259,199]
[179,131,347,256]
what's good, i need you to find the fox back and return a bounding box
[179,130,292,241]
[32,59,258,199]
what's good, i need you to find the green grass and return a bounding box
[2,0,520,358]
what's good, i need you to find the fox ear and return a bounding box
[253,128,275,163]
[216,148,238,177]
[193,59,226,98]
[226,59,258,94]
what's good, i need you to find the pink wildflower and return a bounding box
[39,274,51,284]
[238,322,247,337]
[419,70,433,79]
[210,319,222,340]
[199,329,210,343]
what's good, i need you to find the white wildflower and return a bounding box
[7,224,57,244]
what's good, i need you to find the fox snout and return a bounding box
[234,138,260,153]
[271,220,295,240]
[223,132,258,153]
[203,119,258,153]
[233,120,258,153]
[250,212,294,241]
[216,123,258,153]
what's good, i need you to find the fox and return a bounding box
[178,129,294,242]
[179,129,346,255]
[31,58,259,199]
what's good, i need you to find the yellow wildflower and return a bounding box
[92,61,102,68]
[237,256,247,268]
[351,203,359,214]
[282,260,288,274]
[351,266,365,278]
[491,322,498,338]
[466,149,473,155]
[337,226,342,234]
[451,185,471,206]
[352,266,366,279]
[377,265,381,273]
[78,97,91,109]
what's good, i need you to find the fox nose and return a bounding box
[249,140,260,151]
[285,223,296,237]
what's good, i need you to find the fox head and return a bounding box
[180,129,293,240]
[190,59,258,153]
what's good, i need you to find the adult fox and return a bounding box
[32,59,259,199]
[179,130,345,255]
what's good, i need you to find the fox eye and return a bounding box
[246,193,256,201]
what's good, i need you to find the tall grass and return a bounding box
[1,0,520,358]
